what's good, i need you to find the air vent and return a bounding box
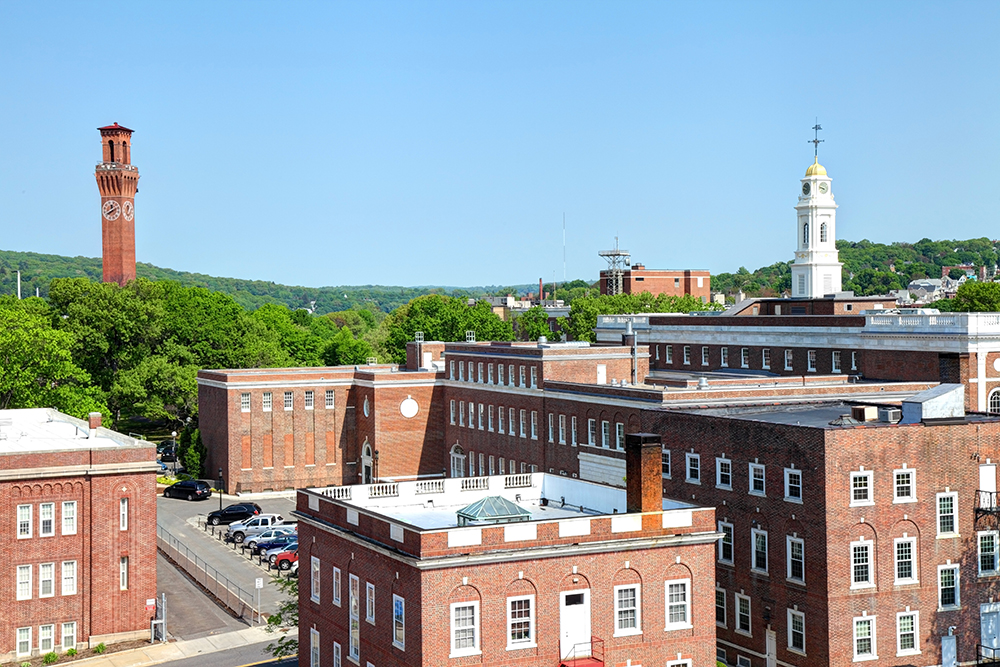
[879,408,902,423]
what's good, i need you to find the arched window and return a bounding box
[361,442,373,484]
[108,140,115,162]
[450,444,466,478]
[989,389,1000,415]
[802,223,809,245]
[820,222,828,243]
[123,141,129,163]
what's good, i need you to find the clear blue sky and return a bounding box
[2,1,998,288]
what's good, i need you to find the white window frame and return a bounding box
[17,504,31,538]
[601,420,610,448]
[661,448,671,478]
[664,579,692,630]
[749,463,766,496]
[853,616,877,661]
[62,501,77,535]
[392,593,405,650]
[519,365,526,387]
[459,362,464,381]
[16,627,31,657]
[498,405,505,434]
[751,528,768,574]
[509,408,516,437]
[548,413,554,442]
[721,347,729,367]
[478,362,483,383]
[665,345,673,363]
[333,566,342,606]
[488,363,494,384]
[478,403,484,430]
[701,346,710,366]
[735,593,752,636]
[468,402,474,428]
[530,411,538,440]
[506,594,536,649]
[787,608,806,654]
[938,564,960,610]
[262,391,272,411]
[807,349,817,372]
[851,471,874,506]
[588,418,596,446]
[305,390,314,410]
[62,560,77,596]
[937,491,959,537]
[449,360,455,380]
[613,584,642,636]
[784,468,803,503]
[520,410,527,438]
[851,539,875,589]
[741,347,750,368]
[718,521,734,564]
[896,610,920,657]
[615,422,625,450]
[894,536,918,584]
[284,391,293,411]
[240,392,251,414]
[450,400,456,424]
[40,625,54,653]
[683,345,691,365]
[119,497,128,531]
[787,535,805,583]
[685,453,700,484]
[893,468,916,503]
[310,628,320,667]
[119,556,128,590]
[325,389,335,408]
[852,351,858,370]
[716,457,732,490]
[61,622,76,652]
[349,574,360,660]
[39,562,54,598]
[571,416,577,445]
[762,348,771,369]
[334,641,342,667]
[716,587,727,627]
[832,350,842,373]
[488,405,494,431]
[784,349,793,370]
[16,564,31,600]
[311,557,321,603]
[450,600,481,657]
[981,530,1000,576]
[530,366,537,388]
[40,502,55,537]
[459,401,465,426]
[558,414,566,444]
[366,581,375,623]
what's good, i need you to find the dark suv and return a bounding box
[163,479,212,501]
[207,502,263,526]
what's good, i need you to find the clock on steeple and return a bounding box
[95,123,139,285]
[790,123,842,298]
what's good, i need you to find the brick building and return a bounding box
[294,436,720,667]
[95,123,139,285]
[598,265,711,302]
[0,409,158,662]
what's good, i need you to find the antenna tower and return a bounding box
[598,237,630,296]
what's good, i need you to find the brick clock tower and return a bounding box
[95,123,139,285]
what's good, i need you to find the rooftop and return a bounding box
[0,408,144,453]
[690,399,1000,428]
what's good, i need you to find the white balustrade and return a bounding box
[504,474,532,489]
[415,480,444,494]
[368,483,399,498]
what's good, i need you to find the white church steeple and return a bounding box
[791,125,842,298]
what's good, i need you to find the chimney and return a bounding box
[87,412,102,438]
[539,278,543,303]
[625,433,662,513]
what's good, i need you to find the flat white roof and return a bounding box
[0,408,141,453]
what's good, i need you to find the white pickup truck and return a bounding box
[227,514,294,543]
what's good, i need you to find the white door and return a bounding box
[942,635,957,667]
[422,351,432,368]
[766,629,777,667]
[983,603,1000,651]
[982,464,997,508]
[560,590,591,660]
[596,365,606,385]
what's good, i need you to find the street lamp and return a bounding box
[218,467,224,513]
[171,431,177,476]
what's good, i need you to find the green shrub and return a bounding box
[66,648,78,656]
[21,661,31,667]
[94,642,107,654]
[43,651,59,664]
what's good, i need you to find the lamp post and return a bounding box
[218,467,224,513]
[171,431,177,476]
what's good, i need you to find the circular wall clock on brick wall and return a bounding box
[400,396,419,419]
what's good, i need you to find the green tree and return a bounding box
[383,295,514,362]
[949,281,1000,312]
[514,307,552,342]
[264,573,298,658]
[322,327,374,366]
[184,429,206,478]
[564,293,717,343]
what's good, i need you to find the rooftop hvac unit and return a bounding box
[851,406,878,422]
[879,408,902,423]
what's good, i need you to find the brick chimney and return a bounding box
[625,432,662,513]
[87,412,102,439]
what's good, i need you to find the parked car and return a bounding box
[245,527,296,551]
[159,447,177,463]
[207,502,263,526]
[289,560,298,578]
[156,440,176,454]
[252,533,297,555]
[163,479,212,501]
[269,545,298,567]
[274,547,298,571]
[227,514,290,544]
[264,541,298,563]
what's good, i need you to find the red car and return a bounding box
[274,546,298,570]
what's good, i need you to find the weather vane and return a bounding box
[809,119,824,158]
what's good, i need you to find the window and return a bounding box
[333,566,341,606]
[519,366,526,387]
[530,411,538,439]
[488,405,495,431]
[661,448,671,478]
[548,413,554,442]
[751,529,768,573]
[468,402,474,428]
[558,415,566,444]
[366,582,375,623]
[509,408,515,436]
[16,627,30,657]
[894,469,916,503]
[820,222,828,242]
[807,350,816,372]
[615,422,625,450]
[982,531,1000,575]
[749,463,765,496]
[240,392,251,412]
[721,347,729,367]
[854,616,876,660]
[852,351,858,370]
[334,642,342,667]
[664,579,691,630]
[450,400,456,424]
[716,458,732,489]
[601,420,610,448]
[519,410,527,438]
[17,504,31,538]
[787,536,805,583]
[741,347,750,368]
[62,501,77,535]
[62,623,76,651]
[40,502,54,536]
[459,363,464,381]
[571,416,577,445]
[62,561,77,596]
[588,419,596,446]
[119,556,128,590]
[665,345,673,363]
[283,391,293,410]
[119,498,128,531]
[802,222,809,245]
[508,363,515,386]
[326,390,335,408]
[349,575,360,660]
[896,611,919,656]
[895,537,917,584]
[735,594,751,635]
[16,564,31,600]
[311,557,321,603]
[310,628,320,667]
[851,471,873,506]
[686,453,700,483]
[507,595,535,648]
[784,349,793,370]
[701,346,710,365]
[450,360,455,379]
[450,601,480,657]
[614,585,641,635]
[478,403,484,430]
[788,609,805,653]
[392,594,405,649]
[488,363,494,384]
[262,392,272,411]
[458,401,464,426]
[477,362,483,383]
[939,565,960,609]
[762,348,771,369]
[851,539,874,588]
[784,468,802,502]
[937,492,958,536]
[683,346,691,365]
[499,458,505,474]
[468,362,474,381]
[305,390,314,410]
[718,522,734,564]
[39,562,54,597]
[715,588,727,627]
[530,367,537,388]
[832,351,841,373]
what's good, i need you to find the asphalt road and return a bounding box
[155,640,294,667]
[157,551,248,640]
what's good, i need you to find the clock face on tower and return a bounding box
[102,200,121,221]
[818,182,829,194]
[123,201,134,221]
[802,182,811,195]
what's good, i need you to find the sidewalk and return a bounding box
[68,625,289,667]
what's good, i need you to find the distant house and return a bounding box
[907,278,943,301]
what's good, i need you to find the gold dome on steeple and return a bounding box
[805,156,827,177]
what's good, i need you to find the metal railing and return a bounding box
[978,644,1000,666]
[560,636,604,665]
[977,490,999,512]
[156,524,260,622]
